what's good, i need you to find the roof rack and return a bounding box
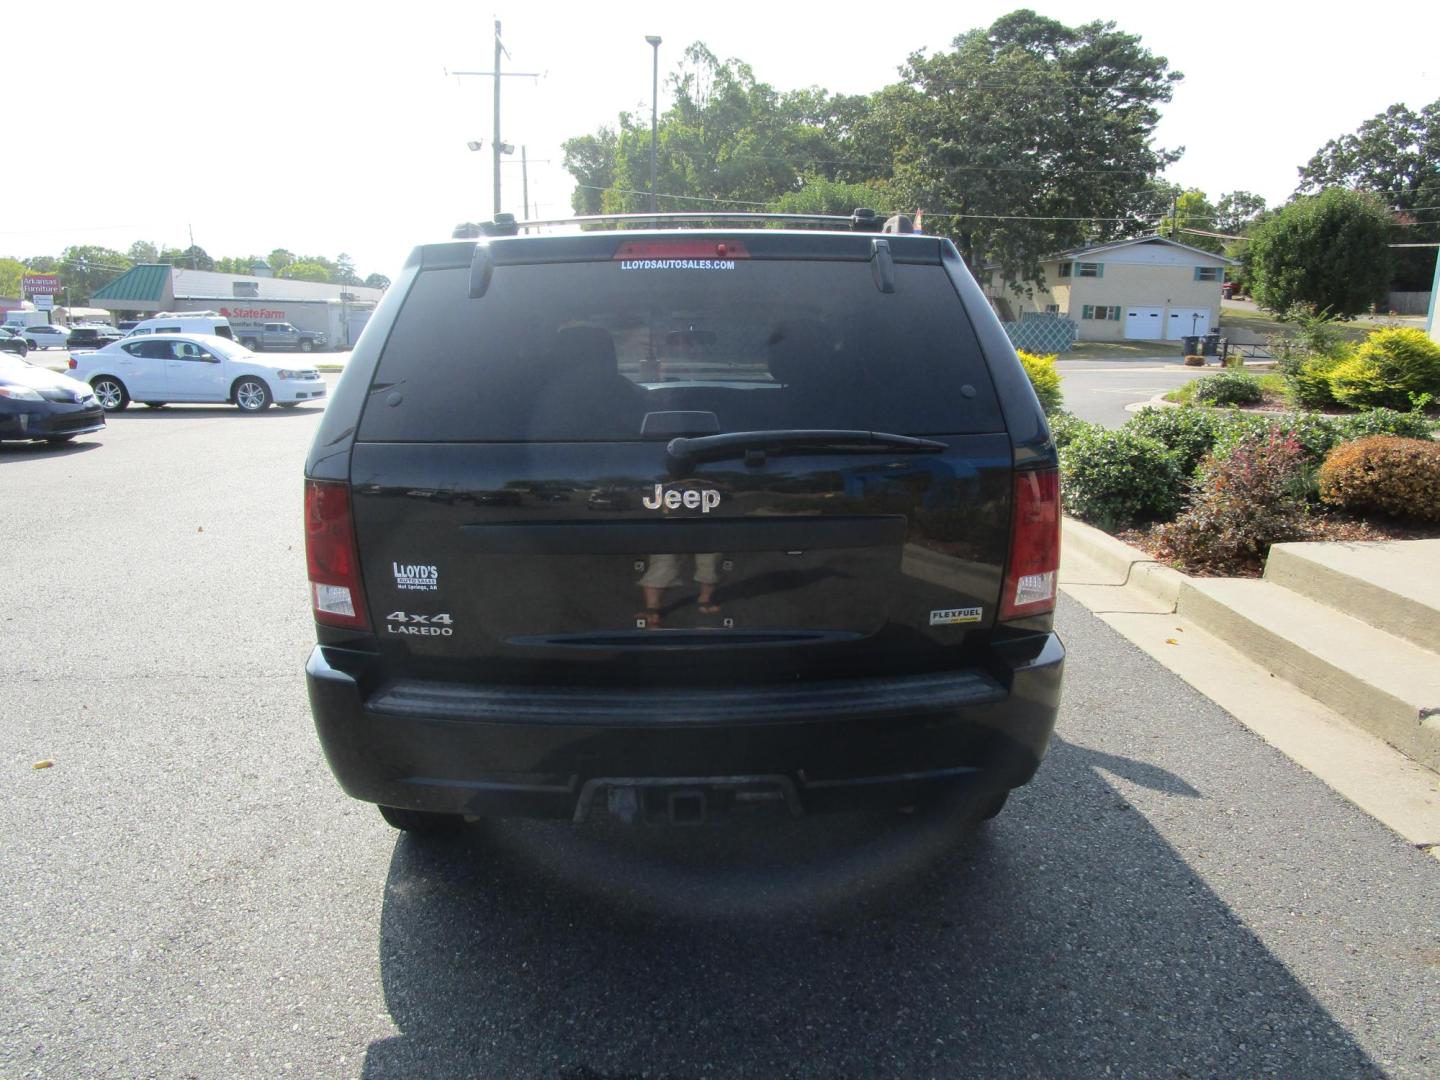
[452,209,916,240]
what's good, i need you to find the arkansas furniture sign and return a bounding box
[22,274,61,297]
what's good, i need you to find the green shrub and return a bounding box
[1060,428,1184,528]
[1124,406,1221,476]
[1328,328,1440,410]
[1156,429,1312,574]
[1318,436,1440,522]
[1209,411,1342,466]
[1287,352,1346,410]
[1017,349,1063,413]
[1047,410,1099,450]
[1334,407,1438,443]
[1191,371,1263,406]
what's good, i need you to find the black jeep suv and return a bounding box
[304,212,1063,833]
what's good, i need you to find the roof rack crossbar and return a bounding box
[453,210,916,238]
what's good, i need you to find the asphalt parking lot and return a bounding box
[2,392,1437,1079]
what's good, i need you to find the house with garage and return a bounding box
[984,235,1237,343]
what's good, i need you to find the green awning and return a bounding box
[90,264,172,303]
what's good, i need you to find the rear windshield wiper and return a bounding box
[667,429,947,471]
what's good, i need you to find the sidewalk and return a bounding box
[1060,518,1440,858]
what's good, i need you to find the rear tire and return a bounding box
[14,341,26,357]
[91,376,129,411]
[45,435,76,444]
[977,791,1009,821]
[378,804,463,834]
[299,339,314,353]
[241,338,259,351]
[233,377,272,411]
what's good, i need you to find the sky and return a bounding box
[4,0,1437,283]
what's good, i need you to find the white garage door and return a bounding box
[1124,306,1164,340]
[1167,307,1212,339]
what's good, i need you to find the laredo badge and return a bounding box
[929,606,983,626]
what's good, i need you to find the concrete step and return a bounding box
[1264,540,1440,654]
[1178,577,1440,772]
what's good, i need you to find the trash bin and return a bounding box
[1181,335,1200,356]
[1202,331,1221,356]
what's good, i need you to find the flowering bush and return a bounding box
[1328,328,1440,410]
[1156,429,1312,574]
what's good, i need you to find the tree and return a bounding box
[277,261,331,283]
[772,176,889,216]
[213,256,263,275]
[333,253,361,286]
[1248,188,1393,317]
[0,257,24,299]
[163,245,214,271]
[267,248,295,272]
[1215,191,1267,235]
[60,245,133,304]
[363,273,391,290]
[1298,100,1440,289]
[127,240,159,263]
[562,44,855,215]
[1157,189,1222,251]
[881,11,1182,287]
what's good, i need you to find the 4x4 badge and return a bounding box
[642,484,721,513]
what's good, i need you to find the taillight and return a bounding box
[999,468,1060,621]
[612,239,749,260]
[305,479,370,629]
[68,358,77,369]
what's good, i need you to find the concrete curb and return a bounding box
[1061,518,1184,609]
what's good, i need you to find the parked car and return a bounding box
[238,322,327,353]
[67,333,326,412]
[303,211,1064,835]
[20,325,70,350]
[0,353,106,443]
[65,325,125,351]
[124,312,234,340]
[0,326,29,358]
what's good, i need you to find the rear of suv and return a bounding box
[305,212,1063,834]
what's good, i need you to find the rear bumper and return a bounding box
[307,633,1064,819]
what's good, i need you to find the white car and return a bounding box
[21,325,71,350]
[67,333,327,412]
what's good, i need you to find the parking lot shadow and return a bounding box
[98,404,322,420]
[0,438,102,459]
[361,736,1380,1079]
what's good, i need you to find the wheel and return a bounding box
[299,339,313,352]
[14,341,26,357]
[141,402,168,408]
[377,804,463,834]
[25,339,38,350]
[241,338,259,351]
[233,377,272,411]
[91,376,129,411]
[45,435,76,444]
[977,791,1009,821]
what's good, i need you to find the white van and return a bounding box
[125,311,234,340]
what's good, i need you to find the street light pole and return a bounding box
[646,35,661,213]
[493,19,503,218]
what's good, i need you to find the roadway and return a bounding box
[2,389,1436,1078]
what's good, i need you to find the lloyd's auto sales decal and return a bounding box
[393,561,438,591]
[617,259,737,271]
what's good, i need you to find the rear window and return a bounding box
[358,256,1003,442]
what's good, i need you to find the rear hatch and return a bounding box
[349,232,1013,684]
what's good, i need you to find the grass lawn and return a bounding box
[1216,304,1373,345]
[1165,372,1288,406]
[1065,339,1177,360]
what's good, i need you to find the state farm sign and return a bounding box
[22,274,61,296]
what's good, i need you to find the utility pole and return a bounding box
[450,24,539,217]
[1169,195,1178,240]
